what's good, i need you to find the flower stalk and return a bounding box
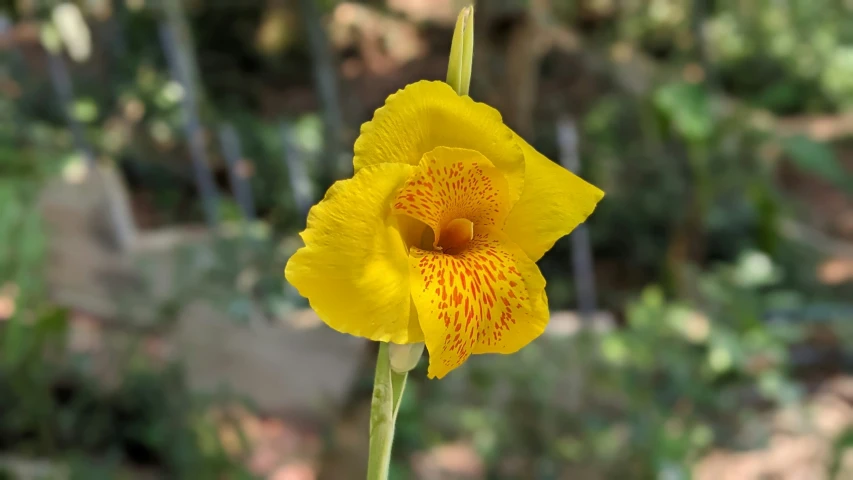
[366,342,410,479]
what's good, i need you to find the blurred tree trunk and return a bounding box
[502,0,553,139]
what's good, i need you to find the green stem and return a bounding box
[367,342,408,480]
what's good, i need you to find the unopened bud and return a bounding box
[446,6,474,96]
[389,342,424,374]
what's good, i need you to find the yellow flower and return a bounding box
[285,81,604,379]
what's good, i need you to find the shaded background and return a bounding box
[2,0,853,478]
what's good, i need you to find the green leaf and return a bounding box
[654,82,714,143]
[2,318,30,369]
[830,427,853,479]
[72,98,99,123]
[781,135,852,190]
[34,307,69,345]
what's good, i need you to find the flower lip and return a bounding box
[392,146,511,258]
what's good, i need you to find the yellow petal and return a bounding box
[285,163,423,344]
[354,80,525,205]
[393,147,509,250]
[408,230,549,379]
[472,231,549,355]
[503,134,605,262]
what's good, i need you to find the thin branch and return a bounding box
[279,120,314,219]
[298,0,345,183]
[218,123,257,221]
[556,116,598,318]
[158,1,221,228]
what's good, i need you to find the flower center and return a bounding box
[436,218,473,254]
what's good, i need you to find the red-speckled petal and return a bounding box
[392,147,509,249]
[409,230,549,379]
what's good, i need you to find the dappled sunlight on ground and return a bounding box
[695,376,853,480]
[411,442,484,480]
[209,405,321,479]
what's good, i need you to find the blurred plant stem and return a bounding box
[298,0,344,184]
[366,342,407,480]
[666,141,709,297]
[159,0,221,229]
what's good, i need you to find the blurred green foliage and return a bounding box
[567,0,853,112]
[0,77,254,478]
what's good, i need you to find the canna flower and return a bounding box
[285,80,604,379]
